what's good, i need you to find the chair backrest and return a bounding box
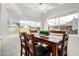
[61,33,69,56]
[49,30,69,56]
[30,29,37,33]
[26,34,36,56]
[20,27,30,34]
[49,30,66,34]
[20,32,29,56]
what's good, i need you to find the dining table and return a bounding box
[33,33,63,56]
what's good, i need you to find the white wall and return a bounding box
[1,4,8,55]
[1,4,20,56]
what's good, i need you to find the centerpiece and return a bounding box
[39,30,50,36]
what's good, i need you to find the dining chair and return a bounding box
[30,29,38,33]
[48,30,69,56]
[20,32,29,56]
[49,30,66,34]
[30,29,40,45]
[26,34,51,56]
[58,33,69,56]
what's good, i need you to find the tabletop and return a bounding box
[34,33,63,43]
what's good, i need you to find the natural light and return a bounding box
[47,13,78,26]
[20,20,41,27]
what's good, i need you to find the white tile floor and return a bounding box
[1,35,20,56]
[0,35,79,56]
[68,35,79,56]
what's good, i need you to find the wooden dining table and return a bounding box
[34,33,63,56]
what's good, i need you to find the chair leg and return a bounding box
[20,46,22,56]
[27,50,29,56]
[25,47,29,56]
[65,52,67,56]
[65,50,67,56]
[25,50,29,56]
[25,51,27,56]
[65,47,67,56]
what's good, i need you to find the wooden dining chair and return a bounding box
[26,34,51,56]
[20,32,29,56]
[30,29,40,45]
[49,30,66,34]
[58,33,69,56]
[30,29,38,33]
[48,30,69,56]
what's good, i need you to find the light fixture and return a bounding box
[38,3,55,13]
[39,3,48,10]
[38,3,50,13]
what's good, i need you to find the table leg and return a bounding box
[51,44,58,56]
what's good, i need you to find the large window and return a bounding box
[8,18,20,35]
[8,19,42,34]
[20,20,41,33]
[20,20,41,27]
[47,13,78,34]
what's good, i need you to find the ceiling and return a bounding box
[5,3,79,15]
[17,3,64,13]
[3,3,79,20]
[5,3,64,13]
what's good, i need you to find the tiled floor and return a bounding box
[68,35,79,56]
[1,35,20,56]
[1,35,79,56]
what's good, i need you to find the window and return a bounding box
[48,18,58,26]
[48,13,78,34]
[20,20,41,27]
[20,20,41,33]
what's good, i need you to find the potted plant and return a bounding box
[39,30,49,36]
